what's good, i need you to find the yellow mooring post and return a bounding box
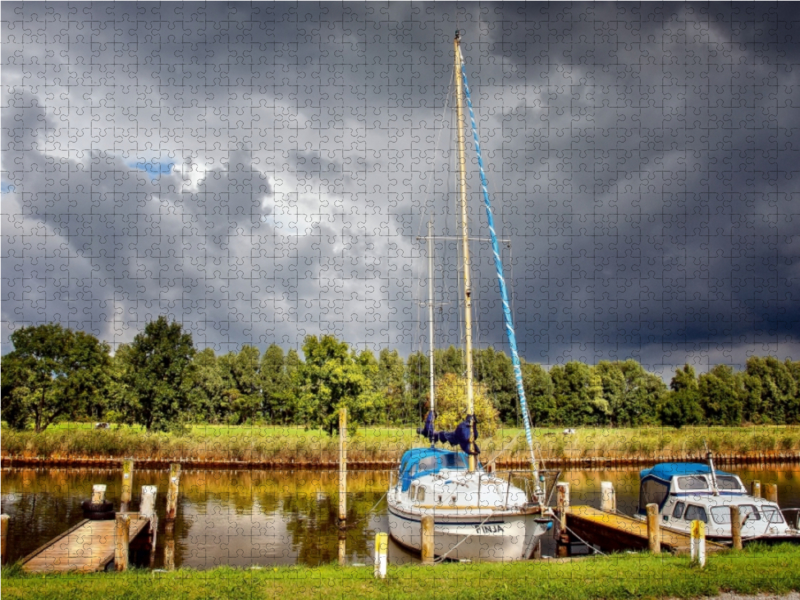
[120,459,134,512]
[690,520,706,567]
[339,407,347,529]
[421,515,435,565]
[374,532,388,579]
[165,463,181,521]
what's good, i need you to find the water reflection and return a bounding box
[2,465,797,569]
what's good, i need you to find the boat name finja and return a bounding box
[476,524,506,534]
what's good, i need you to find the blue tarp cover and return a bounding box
[397,447,473,491]
[640,462,733,481]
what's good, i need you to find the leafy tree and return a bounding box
[119,316,196,431]
[698,365,743,425]
[405,351,430,420]
[744,357,798,424]
[433,372,500,438]
[434,346,464,380]
[660,364,703,427]
[297,335,369,435]
[377,348,406,423]
[550,362,597,426]
[261,344,295,424]
[521,361,555,426]
[219,345,262,424]
[473,347,516,424]
[186,348,226,422]
[1,324,110,432]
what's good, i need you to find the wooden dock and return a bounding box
[565,505,727,554]
[21,513,151,573]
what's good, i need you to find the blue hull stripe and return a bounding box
[388,507,505,527]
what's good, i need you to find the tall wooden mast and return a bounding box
[454,31,477,472]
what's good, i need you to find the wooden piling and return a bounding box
[646,503,660,554]
[338,530,346,566]
[165,463,181,521]
[421,515,435,565]
[114,513,130,571]
[765,483,778,504]
[600,481,616,512]
[750,480,761,499]
[120,459,134,512]
[339,407,348,529]
[164,527,175,571]
[91,484,107,504]
[730,505,742,550]
[1,514,8,565]
[556,482,570,557]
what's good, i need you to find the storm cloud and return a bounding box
[3,3,799,378]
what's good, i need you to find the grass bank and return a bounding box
[2,423,800,466]
[3,543,799,600]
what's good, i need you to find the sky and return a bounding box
[2,2,800,379]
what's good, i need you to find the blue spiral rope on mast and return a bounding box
[459,60,542,499]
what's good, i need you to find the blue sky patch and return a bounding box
[130,161,174,180]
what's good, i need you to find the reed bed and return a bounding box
[2,423,799,465]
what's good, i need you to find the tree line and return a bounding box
[3,319,800,433]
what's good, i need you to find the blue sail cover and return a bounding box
[418,411,479,455]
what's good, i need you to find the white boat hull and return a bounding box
[388,504,550,562]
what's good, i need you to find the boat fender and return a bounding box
[81,500,114,513]
[85,510,116,521]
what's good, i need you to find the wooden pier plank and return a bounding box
[22,514,150,573]
[567,505,726,554]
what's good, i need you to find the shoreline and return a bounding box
[3,450,798,470]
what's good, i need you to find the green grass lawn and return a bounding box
[3,543,799,600]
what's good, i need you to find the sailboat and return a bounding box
[387,32,552,562]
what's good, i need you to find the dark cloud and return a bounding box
[2,2,799,378]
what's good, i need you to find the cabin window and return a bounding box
[672,502,686,519]
[416,486,426,502]
[677,476,709,491]
[761,506,784,524]
[640,478,669,509]
[739,505,761,522]
[710,506,731,524]
[441,454,466,469]
[684,504,708,523]
[716,476,743,491]
[416,456,439,473]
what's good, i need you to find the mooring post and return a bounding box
[421,515,435,565]
[730,505,743,550]
[165,463,181,522]
[1,514,8,565]
[750,480,761,499]
[164,531,175,571]
[92,484,107,504]
[646,503,660,554]
[690,520,706,567]
[374,532,388,578]
[140,485,158,566]
[765,483,778,504]
[120,459,134,512]
[338,529,347,566]
[338,407,348,529]
[115,513,131,571]
[600,481,616,512]
[556,482,570,557]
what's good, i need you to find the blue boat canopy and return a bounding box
[640,462,733,481]
[397,447,474,492]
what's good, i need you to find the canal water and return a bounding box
[2,464,798,568]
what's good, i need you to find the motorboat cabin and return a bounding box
[636,463,799,543]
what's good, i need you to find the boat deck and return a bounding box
[21,513,151,573]
[566,505,727,554]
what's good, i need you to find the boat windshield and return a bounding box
[440,453,467,469]
[761,506,785,524]
[677,476,709,490]
[715,475,743,491]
